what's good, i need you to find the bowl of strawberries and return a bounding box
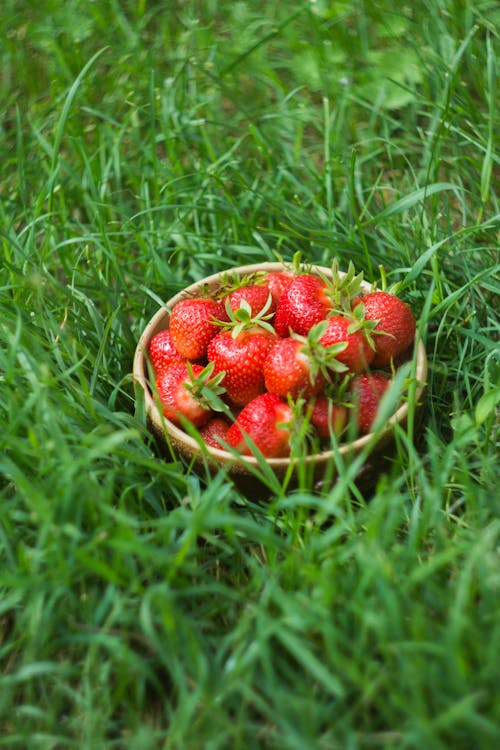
[133,260,428,488]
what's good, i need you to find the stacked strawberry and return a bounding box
[147,263,417,459]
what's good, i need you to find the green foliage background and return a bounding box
[1,1,499,748]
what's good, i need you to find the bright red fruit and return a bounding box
[263,337,325,399]
[309,396,347,439]
[226,392,293,458]
[274,274,333,337]
[227,284,276,318]
[319,315,375,373]
[207,328,275,406]
[263,271,294,305]
[354,291,416,367]
[155,363,214,428]
[148,329,185,376]
[200,416,230,449]
[169,297,226,360]
[349,372,390,434]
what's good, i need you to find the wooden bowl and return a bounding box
[133,262,428,491]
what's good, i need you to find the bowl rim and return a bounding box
[133,262,428,471]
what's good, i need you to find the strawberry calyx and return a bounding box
[217,270,263,295]
[346,302,384,350]
[318,259,366,313]
[220,296,276,339]
[183,361,229,413]
[293,320,350,381]
[351,300,403,356]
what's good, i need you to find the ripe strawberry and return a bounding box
[348,371,390,434]
[148,329,185,376]
[200,416,230,449]
[319,315,375,373]
[155,363,221,428]
[227,284,276,318]
[263,271,294,305]
[309,396,348,440]
[354,291,416,367]
[274,273,333,337]
[207,327,275,406]
[226,392,293,458]
[263,335,326,399]
[169,297,227,360]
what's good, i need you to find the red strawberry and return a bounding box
[309,396,347,440]
[148,329,185,376]
[274,273,333,337]
[319,315,375,373]
[263,271,294,305]
[227,284,276,318]
[207,327,275,406]
[354,291,416,367]
[226,392,293,458]
[169,297,227,360]
[200,416,230,449]
[263,336,326,399]
[155,363,217,428]
[348,372,390,434]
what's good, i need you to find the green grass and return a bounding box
[1,1,499,747]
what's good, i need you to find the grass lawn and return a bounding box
[1,1,499,747]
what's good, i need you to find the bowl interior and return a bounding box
[133,262,428,480]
